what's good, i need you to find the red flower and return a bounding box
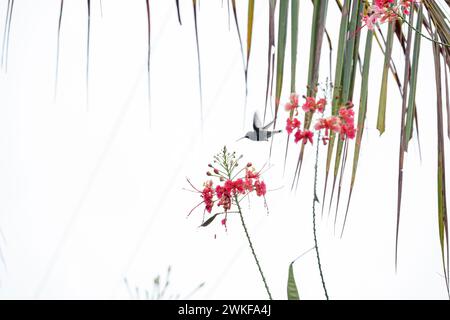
[202,180,215,213]
[215,185,225,199]
[224,179,234,194]
[290,93,299,107]
[362,0,413,31]
[314,104,356,140]
[286,117,301,135]
[316,98,327,113]
[233,178,246,194]
[245,168,260,180]
[301,97,327,113]
[218,194,232,211]
[294,130,314,145]
[302,96,317,113]
[284,93,300,112]
[337,106,356,140]
[339,107,355,126]
[254,180,267,197]
[244,178,253,192]
[285,102,296,112]
[340,124,356,140]
[314,116,341,137]
[375,0,394,7]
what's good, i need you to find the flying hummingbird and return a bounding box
[237,112,282,142]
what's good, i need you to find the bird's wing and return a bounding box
[253,112,262,130]
[262,119,275,130]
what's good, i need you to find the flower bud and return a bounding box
[214,168,219,174]
[247,162,252,167]
[207,171,212,176]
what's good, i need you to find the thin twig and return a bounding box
[312,131,329,300]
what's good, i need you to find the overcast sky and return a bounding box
[0,0,449,299]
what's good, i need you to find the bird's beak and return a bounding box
[236,136,245,142]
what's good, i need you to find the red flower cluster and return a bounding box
[338,105,356,139]
[284,92,356,146]
[302,97,326,114]
[285,95,328,146]
[314,103,356,143]
[213,168,266,211]
[188,148,268,229]
[362,0,417,30]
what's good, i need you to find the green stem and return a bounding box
[395,11,450,47]
[235,195,273,300]
[313,132,329,300]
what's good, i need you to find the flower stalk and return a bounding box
[235,195,273,300]
[312,131,329,300]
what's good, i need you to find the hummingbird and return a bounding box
[237,112,282,142]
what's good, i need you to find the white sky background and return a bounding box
[0,0,449,299]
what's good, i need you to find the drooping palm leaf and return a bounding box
[5,0,14,71]
[145,0,151,126]
[321,0,350,214]
[246,0,255,87]
[227,0,231,30]
[431,18,450,296]
[263,0,276,123]
[343,29,374,237]
[230,0,246,71]
[86,0,91,107]
[230,0,247,123]
[394,4,415,270]
[376,20,395,135]
[404,5,423,149]
[373,22,422,157]
[273,0,289,126]
[444,50,450,139]
[192,0,204,127]
[268,0,288,161]
[306,0,329,100]
[283,0,299,174]
[327,0,361,218]
[175,0,182,25]
[395,5,423,270]
[332,0,363,224]
[54,0,64,100]
[1,0,14,72]
[423,0,450,65]
[420,6,449,68]
[290,0,299,94]
[1,0,11,70]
